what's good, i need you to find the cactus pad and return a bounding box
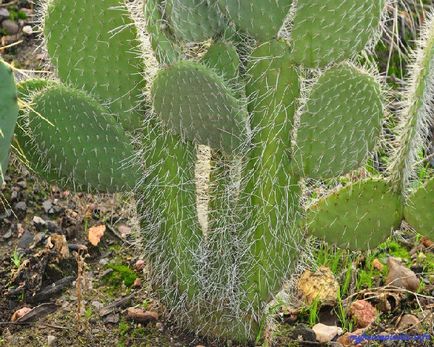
[151,61,248,153]
[294,65,383,179]
[144,0,181,65]
[26,85,138,192]
[0,60,19,184]
[202,41,240,81]
[218,0,293,41]
[290,0,385,67]
[404,178,434,238]
[44,0,145,130]
[306,180,402,250]
[166,0,226,42]
[241,40,301,307]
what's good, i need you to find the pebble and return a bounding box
[349,300,377,328]
[386,257,419,291]
[0,8,10,18]
[14,201,27,212]
[3,229,12,239]
[312,323,341,343]
[103,313,120,324]
[22,25,33,35]
[43,200,54,214]
[33,216,47,229]
[47,335,57,346]
[135,259,145,271]
[18,230,34,249]
[397,314,421,333]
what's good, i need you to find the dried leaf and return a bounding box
[88,225,106,246]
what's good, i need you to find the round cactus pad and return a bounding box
[218,0,293,41]
[151,61,248,153]
[166,0,226,42]
[294,65,383,179]
[27,85,138,192]
[306,180,403,250]
[44,0,145,130]
[404,178,434,238]
[0,60,18,184]
[290,0,385,67]
[202,41,240,81]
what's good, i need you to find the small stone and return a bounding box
[18,230,34,249]
[372,258,384,271]
[126,308,158,323]
[14,201,27,212]
[33,216,47,229]
[397,314,421,333]
[16,180,27,189]
[22,25,33,35]
[298,266,339,305]
[118,224,131,238]
[133,278,142,288]
[99,258,109,266]
[135,259,145,271]
[47,335,57,346]
[386,257,420,292]
[91,301,103,310]
[421,236,433,248]
[349,300,377,328]
[3,229,12,239]
[103,313,120,324]
[290,324,316,342]
[312,323,339,343]
[0,8,10,18]
[42,200,54,214]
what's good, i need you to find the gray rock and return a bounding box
[47,335,57,346]
[2,19,19,34]
[33,216,47,229]
[18,230,34,249]
[3,229,12,239]
[14,201,27,212]
[0,8,9,18]
[42,200,53,214]
[312,323,341,344]
[22,25,33,35]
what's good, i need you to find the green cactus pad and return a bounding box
[26,85,138,192]
[290,0,385,67]
[0,60,19,184]
[144,0,181,64]
[306,180,403,250]
[151,61,248,153]
[15,79,58,176]
[218,0,292,41]
[241,41,301,308]
[294,65,383,179]
[44,0,145,130]
[165,0,226,42]
[202,41,240,81]
[404,178,434,238]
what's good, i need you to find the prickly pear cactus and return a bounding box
[2,0,433,343]
[0,59,19,184]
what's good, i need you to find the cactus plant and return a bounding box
[0,59,19,185]
[2,0,434,342]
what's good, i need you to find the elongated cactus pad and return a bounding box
[144,0,181,65]
[241,41,301,309]
[0,60,19,184]
[294,65,383,179]
[25,85,138,192]
[139,121,202,298]
[306,180,403,250]
[166,0,226,42]
[404,178,434,238]
[218,0,292,41]
[44,0,145,130]
[202,41,240,81]
[151,61,248,153]
[290,0,385,67]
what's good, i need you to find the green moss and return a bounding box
[103,263,137,287]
